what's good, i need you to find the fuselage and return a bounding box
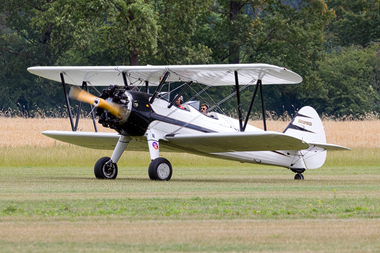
[110,90,305,170]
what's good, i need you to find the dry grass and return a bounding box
[1,117,379,148]
[0,219,379,252]
[0,117,113,147]
[250,119,380,148]
[323,120,380,148]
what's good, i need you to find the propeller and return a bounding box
[69,86,128,123]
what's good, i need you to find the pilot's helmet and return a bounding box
[176,95,183,103]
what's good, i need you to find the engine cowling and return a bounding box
[96,85,132,132]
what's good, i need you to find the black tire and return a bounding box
[94,157,118,179]
[148,157,172,181]
[294,173,304,180]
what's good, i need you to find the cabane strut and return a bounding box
[60,73,97,132]
[150,71,170,104]
[234,71,266,132]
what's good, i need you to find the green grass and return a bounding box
[1,195,379,219]
[0,146,380,252]
[1,145,379,167]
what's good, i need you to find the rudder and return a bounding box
[284,106,327,169]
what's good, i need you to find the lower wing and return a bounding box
[42,130,348,154]
[42,130,121,150]
[163,131,310,153]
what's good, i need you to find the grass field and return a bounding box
[0,117,380,252]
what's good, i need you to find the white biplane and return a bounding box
[27,64,349,180]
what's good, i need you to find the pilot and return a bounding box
[200,103,209,115]
[175,95,185,110]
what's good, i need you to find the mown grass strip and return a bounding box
[1,196,379,219]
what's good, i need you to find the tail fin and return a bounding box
[284,106,326,169]
[283,106,326,143]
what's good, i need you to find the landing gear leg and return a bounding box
[146,129,172,181]
[94,135,129,180]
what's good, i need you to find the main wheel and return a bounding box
[148,157,172,181]
[294,173,304,180]
[94,157,118,179]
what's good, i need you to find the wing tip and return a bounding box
[309,142,351,151]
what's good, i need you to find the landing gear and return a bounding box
[294,173,304,180]
[291,169,305,180]
[148,157,172,181]
[93,135,127,180]
[94,157,118,179]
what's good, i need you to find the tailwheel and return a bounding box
[148,157,172,181]
[94,157,118,179]
[294,173,304,180]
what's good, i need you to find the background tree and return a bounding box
[145,0,214,65]
[1,0,380,118]
[0,0,159,112]
[316,44,380,116]
[39,0,159,66]
[192,0,334,117]
[324,0,380,49]
[0,0,71,112]
[319,0,380,116]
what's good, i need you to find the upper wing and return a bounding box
[164,131,309,153]
[27,63,302,87]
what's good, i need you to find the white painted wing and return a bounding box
[27,63,302,87]
[164,131,309,153]
[41,130,177,152]
[42,130,121,150]
[308,142,351,151]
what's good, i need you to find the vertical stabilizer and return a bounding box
[284,106,327,169]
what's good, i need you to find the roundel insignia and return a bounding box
[152,142,159,150]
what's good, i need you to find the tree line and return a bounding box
[1,0,379,118]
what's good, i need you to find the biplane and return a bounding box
[27,64,349,180]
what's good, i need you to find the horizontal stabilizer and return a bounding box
[308,142,350,151]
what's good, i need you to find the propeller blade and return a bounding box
[69,86,125,120]
[69,86,98,105]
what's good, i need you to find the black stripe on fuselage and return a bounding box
[271,150,291,157]
[150,112,217,133]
